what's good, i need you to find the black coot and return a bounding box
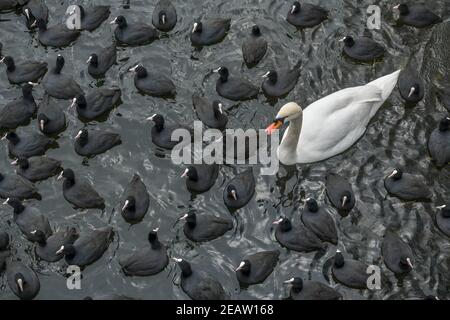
[223,168,255,209]
[148,114,193,150]
[120,228,168,276]
[381,230,414,275]
[37,95,66,134]
[23,0,48,29]
[42,55,83,99]
[398,67,424,103]
[1,56,47,84]
[286,1,328,28]
[130,64,175,97]
[179,211,233,242]
[273,217,323,252]
[5,198,52,241]
[394,4,442,28]
[214,66,259,101]
[12,156,61,182]
[56,226,113,268]
[242,25,267,67]
[72,88,121,121]
[436,203,450,237]
[428,117,450,167]
[4,131,54,158]
[74,128,121,157]
[262,65,301,97]
[325,173,355,214]
[0,84,36,129]
[235,250,280,286]
[190,18,231,46]
[120,174,149,224]
[0,173,41,200]
[33,18,80,47]
[0,232,9,271]
[174,258,228,300]
[152,0,177,32]
[284,277,341,300]
[87,43,116,78]
[33,227,78,262]
[192,94,227,130]
[332,250,369,289]
[58,169,105,209]
[6,262,40,300]
[340,36,385,62]
[300,198,338,245]
[111,16,159,46]
[182,164,219,194]
[384,169,432,201]
[72,5,110,31]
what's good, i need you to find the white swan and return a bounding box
[266,70,401,165]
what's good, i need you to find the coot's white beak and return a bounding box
[408,86,416,98]
[181,168,189,178]
[437,205,447,209]
[393,4,400,10]
[57,172,64,180]
[406,257,413,269]
[192,22,198,33]
[30,20,37,27]
[272,218,284,225]
[284,278,295,284]
[17,279,24,292]
[341,196,348,208]
[69,98,77,108]
[290,5,296,14]
[161,15,166,25]
[218,103,223,114]
[11,159,18,165]
[56,245,65,255]
[231,190,237,201]
[39,119,45,131]
[1,134,6,141]
[74,130,83,140]
[179,213,189,220]
[146,113,157,121]
[212,67,222,73]
[235,261,245,272]
[172,257,182,263]
[30,230,37,235]
[262,71,270,78]
[339,37,347,42]
[28,81,38,86]
[110,17,118,24]
[153,227,159,232]
[129,65,139,72]
[24,8,30,19]
[86,56,93,64]
[2,198,10,205]
[122,200,130,211]
[388,170,398,179]
[0,57,5,63]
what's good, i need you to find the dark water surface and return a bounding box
[0,0,449,300]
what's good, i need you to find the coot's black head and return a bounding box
[439,204,450,218]
[182,166,198,181]
[87,54,98,67]
[174,258,192,277]
[15,273,26,292]
[74,94,87,108]
[341,191,353,210]
[122,196,136,211]
[236,260,251,275]
[399,256,413,270]
[342,36,355,47]
[159,11,167,25]
[15,157,30,170]
[54,55,65,74]
[59,168,75,183]
[214,66,229,82]
[290,1,301,14]
[4,198,25,214]
[24,8,36,24]
[113,16,127,28]
[56,244,76,258]
[251,25,261,36]
[284,277,303,292]
[31,229,47,245]
[263,70,278,83]
[1,56,15,71]
[439,117,450,132]
[131,65,148,78]
[5,132,20,145]
[396,4,409,15]
[305,198,319,212]
[149,114,164,131]
[334,250,345,268]
[22,83,34,100]
[273,217,292,232]
[37,113,49,131]
[0,232,9,250]
[388,169,403,181]
[34,18,47,30]
[148,228,161,249]
[226,184,238,200]
[192,21,203,33]
[75,129,88,144]
[180,212,197,228]
[212,101,224,118]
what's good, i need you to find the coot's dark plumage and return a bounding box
[120,229,168,276]
[182,164,219,194]
[384,169,432,201]
[180,211,233,242]
[12,156,61,182]
[37,95,66,134]
[5,198,52,241]
[436,203,450,237]
[223,168,255,209]
[23,0,48,29]
[42,55,83,99]
[284,277,341,300]
[428,117,450,167]
[273,217,323,252]
[58,169,105,209]
[398,67,424,103]
[152,0,177,32]
[332,250,369,289]
[1,56,47,84]
[341,36,385,62]
[242,25,267,67]
[190,18,231,46]
[174,258,228,300]
[300,198,338,245]
[87,43,116,78]
[148,114,193,150]
[120,174,149,223]
[394,4,442,28]
[6,262,40,300]
[56,226,113,268]
[325,173,355,214]
[214,66,259,101]
[0,232,9,271]
[0,173,41,200]
[0,84,36,129]
[381,230,414,275]
[73,5,110,31]
[34,18,80,47]
[130,65,175,97]
[235,250,280,286]
[262,65,301,97]
[5,131,54,158]
[286,1,328,28]
[192,94,227,130]
[111,16,159,46]
[74,128,121,157]
[72,88,121,121]
[33,227,78,262]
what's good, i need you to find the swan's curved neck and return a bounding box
[279,114,303,160]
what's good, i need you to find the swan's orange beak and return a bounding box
[265,120,283,135]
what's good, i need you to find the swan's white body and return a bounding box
[277,70,401,165]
